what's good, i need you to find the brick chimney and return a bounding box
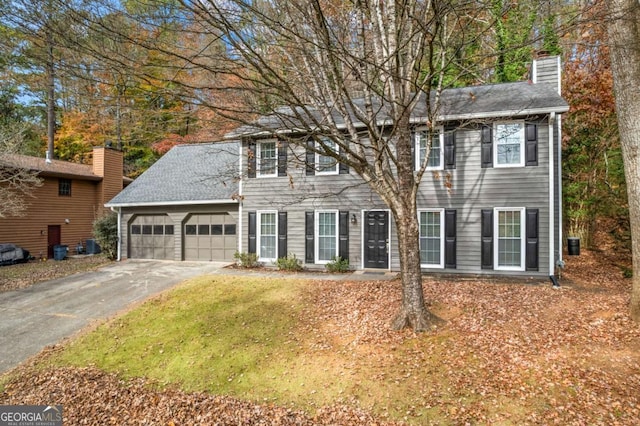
[93,146,123,215]
[531,54,562,95]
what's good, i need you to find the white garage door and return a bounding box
[129,215,175,260]
[184,214,237,261]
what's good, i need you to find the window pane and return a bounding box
[317,212,337,261]
[142,225,152,235]
[496,123,523,165]
[497,210,522,267]
[211,225,223,235]
[131,225,141,235]
[259,142,277,175]
[153,225,164,235]
[317,140,337,173]
[224,224,236,235]
[419,211,441,265]
[417,131,441,169]
[198,224,210,235]
[165,225,174,235]
[185,225,196,235]
[428,134,441,168]
[260,213,276,259]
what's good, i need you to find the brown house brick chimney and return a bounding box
[93,146,123,216]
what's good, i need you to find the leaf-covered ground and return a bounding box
[1,250,639,425]
[0,255,112,292]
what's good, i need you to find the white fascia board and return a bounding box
[104,199,239,208]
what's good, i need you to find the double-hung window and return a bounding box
[316,139,339,175]
[494,121,525,167]
[419,209,444,268]
[58,178,72,196]
[257,211,277,261]
[257,140,277,177]
[315,210,338,263]
[415,127,443,170]
[494,207,526,271]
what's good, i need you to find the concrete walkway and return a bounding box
[0,260,227,374]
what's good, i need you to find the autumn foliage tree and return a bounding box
[562,3,627,249]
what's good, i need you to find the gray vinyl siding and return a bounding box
[119,204,238,261]
[416,121,551,277]
[241,141,387,269]
[241,116,555,277]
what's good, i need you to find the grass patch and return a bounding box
[54,277,310,398]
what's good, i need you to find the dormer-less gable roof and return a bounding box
[106,141,240,207]
[227,80,569,138]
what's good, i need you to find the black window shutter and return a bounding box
[278,141,288,176]
[444,209,457,268]
[481,209,493,269]
[525,123,538,166]
[339,146,349,174]
[526,208,539,271]
[305,211,314,263]
[444,128,456,170]
[481,125,493,168]
[247,141,256,178]
[339,211,349,260]
[306,140,315,176]
[248,211,256,254]
[278,211,287,258]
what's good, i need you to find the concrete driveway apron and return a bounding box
[0,260,227,374]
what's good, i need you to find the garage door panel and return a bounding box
[184,213,237,262]
[129,215,175,260]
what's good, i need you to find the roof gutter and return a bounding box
[229,106,570,139]
[105,199,239,208]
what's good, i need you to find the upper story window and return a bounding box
[316,139,339,175]
[494,121,525,167]
[415,127,443,170]
[257,140,278,177]
[58,179,72,196]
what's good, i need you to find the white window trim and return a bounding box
[414,126,444,171]
[418,208,445,269]
[315,139,339,175]
[315,210,339,264]
[257,139,278,178]
[257,210,278,261]
[493,120,525,168]
[494,207,526,271]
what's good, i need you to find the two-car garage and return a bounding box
[128,212,238,262]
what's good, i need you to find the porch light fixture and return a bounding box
[350,214,357,225]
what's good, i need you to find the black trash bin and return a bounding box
[567,237,580,256]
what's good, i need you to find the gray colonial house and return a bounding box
[107,55,568,279]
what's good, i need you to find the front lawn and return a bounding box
[1,251,639,425]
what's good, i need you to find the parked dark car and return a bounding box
[0,244,31,266]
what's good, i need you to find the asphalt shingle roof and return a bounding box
[227,81,569,138]
[106,142,239,207]
[0,153,101,180]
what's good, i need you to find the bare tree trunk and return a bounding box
[388,117,443,331]
[607,0,640,322]
[46,20,55,160]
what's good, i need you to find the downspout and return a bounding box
[548,112,559,287]
[111,206,122,261]
[557,114,563,266]
[237,143,243,256]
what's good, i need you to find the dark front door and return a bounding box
[47,225,61,258]
[363,210,389,269]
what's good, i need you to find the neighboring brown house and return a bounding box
[0,147,126,259]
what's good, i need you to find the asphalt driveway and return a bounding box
[0,260,227,374]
